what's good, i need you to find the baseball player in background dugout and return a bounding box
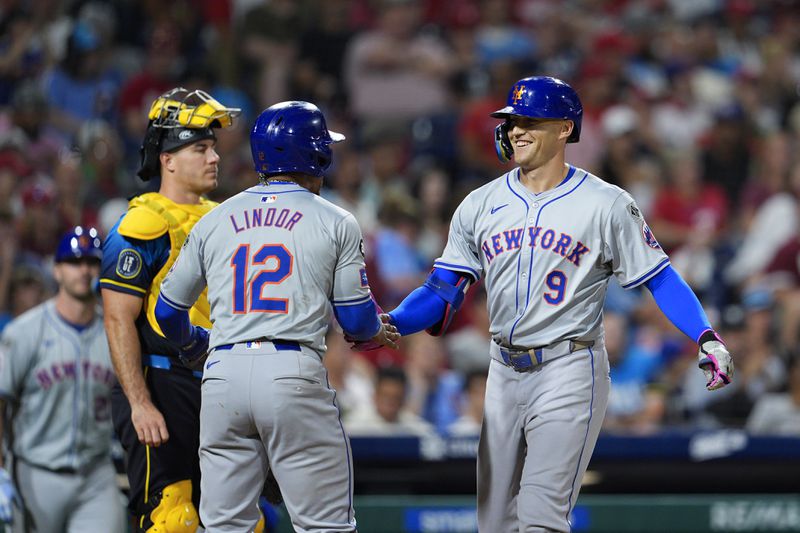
[0,227,125,531]
[384,76,735,532]
[99,88,241,532]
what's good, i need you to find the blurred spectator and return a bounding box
[651,66,712,150]
[345,366,436,437]
[323,146,377,230]
[446,368,487,437]
[0,6,48,105]
[567,60,618,171]
[0,81,63,174]
[456,59,519,182]
[472,0,536,68]
[700,104,753,207]
[358,121,411,218]
[323,329,376,420]
[372,191,427,308]
[16,181,60,261]
[649,149,728,291]
[403,333,462,434]
[53,149,98,230]
[0,265,48,331]
[41,20,121,140]
[239,0,309,109]
[292,0,354,112]
[411,162,451,263]
[603,311,668,434]
[444,284,491,373]
[78,120,126,208]
[344,0,455,129]
[725,151,800,287]
[0,147,33,214]
[117,23,183,157]
[0,210,17,330]
[746,357,800,435]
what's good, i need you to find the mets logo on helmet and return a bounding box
[78,235,90,249]
[512,85,525,104]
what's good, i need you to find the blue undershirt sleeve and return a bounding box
[387,285,447,336]
[155,293,193,346]
[333,298,382,341]
[387,268,468,336]
[644,265,712,343]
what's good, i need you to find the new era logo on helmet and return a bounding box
[178,130,194,140]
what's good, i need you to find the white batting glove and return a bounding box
[0,467,20,523]
[697,330,734,391]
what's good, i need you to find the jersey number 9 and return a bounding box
[230,244,294,314]
[544,270,566,305]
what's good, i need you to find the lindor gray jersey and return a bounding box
[437,166,669,349]
[0,300,116,470]
[161,181,371,352]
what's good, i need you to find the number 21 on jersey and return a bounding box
[230,244,294,314]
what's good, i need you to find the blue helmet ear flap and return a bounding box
[494,122,512,163]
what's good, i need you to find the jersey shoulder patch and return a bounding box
[118,207,169,240]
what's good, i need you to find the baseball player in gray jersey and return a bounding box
[154,101,399,532]
[384,76,734,532]
[0,227,125,532]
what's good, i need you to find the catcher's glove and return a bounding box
[697,329,734,391]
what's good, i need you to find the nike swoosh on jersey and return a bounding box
[490,204,509,214]
[206,360,220,369]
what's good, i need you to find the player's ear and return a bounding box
[560,120,574,141]
[160,151,174,173]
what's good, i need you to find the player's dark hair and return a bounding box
[376,366,408,389]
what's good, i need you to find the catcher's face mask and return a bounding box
[137,88,241,181]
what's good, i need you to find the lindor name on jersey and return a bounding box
[229,207,304,233]
[481,225,591,267]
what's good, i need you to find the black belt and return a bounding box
[215,338,301,352]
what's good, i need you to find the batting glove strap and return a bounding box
[697,330,734,391]
[0,467,20,523]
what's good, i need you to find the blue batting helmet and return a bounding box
[250,101,345,178]
[55,226,103,263]
[491,76,583,162]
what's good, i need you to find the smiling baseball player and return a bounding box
[154,101,399,532]
[385,76,734,532]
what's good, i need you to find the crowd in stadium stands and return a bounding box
[1,0,800,437]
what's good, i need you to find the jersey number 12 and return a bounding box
[230,244,294,314]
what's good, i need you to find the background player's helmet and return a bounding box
[250,101,345,178]
[491,76,583,162]
[138,87,241,181]
[55,226,103,263]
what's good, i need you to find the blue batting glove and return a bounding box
[180,326,210,363]
[0,467,20,523]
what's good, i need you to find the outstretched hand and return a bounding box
[346,315,400,351]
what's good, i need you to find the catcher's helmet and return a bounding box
[138,88,241,181]
[491,76,583,162]
[55,226,103,263]
[250,101,345,178]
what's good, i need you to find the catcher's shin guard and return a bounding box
[143,479,199,533]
